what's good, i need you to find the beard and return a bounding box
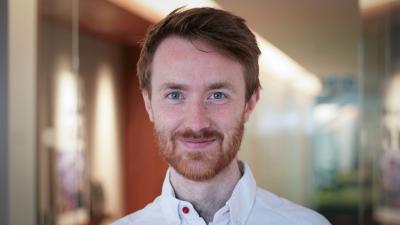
[154,116,245,181]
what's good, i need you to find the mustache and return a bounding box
[173,128,223,140]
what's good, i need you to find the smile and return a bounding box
[179,138,217,149]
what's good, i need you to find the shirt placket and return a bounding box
[209,205,230,225]
[179,202,207,225]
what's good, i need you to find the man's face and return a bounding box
[143,35,258,181]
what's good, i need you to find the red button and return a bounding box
[182,206,190,214]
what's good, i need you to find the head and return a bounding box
[138,7,261,181]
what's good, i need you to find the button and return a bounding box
[182,206,190,214]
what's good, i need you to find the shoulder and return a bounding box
[110,197,164,225]
[249,188,331,225]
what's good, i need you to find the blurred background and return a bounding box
[1,0,400,224]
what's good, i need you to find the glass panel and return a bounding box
[37,0,87,224]
[311,76,362,225]
[362,3,400,225]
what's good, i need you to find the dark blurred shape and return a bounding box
[362,1,400,225]
[88,180,106,225]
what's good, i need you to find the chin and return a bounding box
[172,154,228,181]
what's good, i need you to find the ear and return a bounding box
[244,88,260,122]
[142,90,154,122]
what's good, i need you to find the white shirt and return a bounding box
[111,162,331,225]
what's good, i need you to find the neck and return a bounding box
[170,159,242,223]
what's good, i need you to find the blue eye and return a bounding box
[167,91,184,100]
[210,92,225,100]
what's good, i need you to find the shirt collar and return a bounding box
[160,169,181,225]
[226,161,257,225]
[160,161,257,225]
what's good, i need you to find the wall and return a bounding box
[0,0,9,223]
[122,48,167,213]
[215,0,359,77]
[8,0,38,224]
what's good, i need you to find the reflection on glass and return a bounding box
[363,2,400,225]
[311,76,362,225]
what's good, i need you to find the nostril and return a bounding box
[184,116,211,132]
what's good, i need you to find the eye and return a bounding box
[209,91,226,100]
[166,91,184,100]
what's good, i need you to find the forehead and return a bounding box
[151,35,245,88]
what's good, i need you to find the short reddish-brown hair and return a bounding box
[137,7,261,101]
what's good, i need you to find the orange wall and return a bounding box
[122,48,168,214]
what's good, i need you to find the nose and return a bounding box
[183,99,211,132]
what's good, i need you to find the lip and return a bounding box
[179,138,217,149]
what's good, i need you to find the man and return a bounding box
[112,7,330,225]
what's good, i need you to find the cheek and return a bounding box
[152,106,182,132]
[209,106,244,131]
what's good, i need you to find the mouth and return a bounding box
[179,138,217,149]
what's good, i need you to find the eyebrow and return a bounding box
[158,81,235,92]
[159,82,188,91]
[206,82,235,92]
